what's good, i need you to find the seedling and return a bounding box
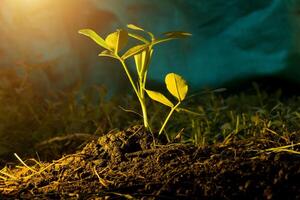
[78,24,191,134]
[145,73,188,135]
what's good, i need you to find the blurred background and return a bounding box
[0,0,299,92]
[0,0,299,163]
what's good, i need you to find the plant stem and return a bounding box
[159,102,181,135]
[140,97,149,128]
[119,58,149,129]
[119,58,140,98]
[138,72,149,128]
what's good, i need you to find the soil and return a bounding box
[0,125,299,199]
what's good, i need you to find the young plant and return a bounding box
[145,73,188,135]
[78,24,191,132]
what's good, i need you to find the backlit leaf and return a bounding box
[78,29,111,50]
[127,24,145,31]
[98,50,117,59]
[165,73,188,101]
[128,33,149,44]
[121,44,149,60]
[134,49,153,76]
[105,29,128,53]
[163,31,192,38]
[134,51,143,74]
[145,89,174,107]
[127,24,154,41]
[153,38,174,45]
[153,31,192,45]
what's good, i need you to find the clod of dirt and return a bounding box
[0,126,299,199]
[94,125,155,163]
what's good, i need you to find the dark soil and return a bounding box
[0,125,299,199]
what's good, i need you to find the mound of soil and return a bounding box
[0,125,299,199]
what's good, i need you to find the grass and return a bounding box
[150,87,299,146]
[0,66,136,163]
[0,65,299,165]
[0,66,299,199]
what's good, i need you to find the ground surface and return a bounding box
[0,125,299,199]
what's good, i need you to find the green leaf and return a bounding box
[78,29,111,50]
[105,29,128,53]
[153,38,175,45]
[165,73,188,102]
[98,50,117,59]
[134,51,143,74]
[134,49,153,76]
[153,31,192,45]
[145,89,174,107]
[127,24,145,31]
[128,33,149,44]
[127,24,155,41]
[163,31,192,38]
[121,44,149,60]
[141,49,153,75]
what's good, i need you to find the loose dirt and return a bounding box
[0,125,299,199]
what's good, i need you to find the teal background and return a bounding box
[0,0,299,92]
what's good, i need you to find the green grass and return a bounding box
[0,67,136,161]
[168,88,300,146]
[0,66,299,163]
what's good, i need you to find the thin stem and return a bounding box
[119,58,140,99]
[159,102,181,135]
[118,58,149,128]
[137,46,153,129]
[139,73,149,128]
[140,98,149,128]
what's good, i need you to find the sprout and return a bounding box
[79,24,191,137]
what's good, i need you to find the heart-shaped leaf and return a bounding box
[121,44,149,60]
[105,29,128,53]
[165,73,188,102]
[145,89,174,108]
[78,29,111,50]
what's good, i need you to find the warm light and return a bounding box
[9,0,47,10]
[17,0,43,5]
[21,0,39,3]
[0,0,111,66]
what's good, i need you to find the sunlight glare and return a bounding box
[14,0,46,9]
